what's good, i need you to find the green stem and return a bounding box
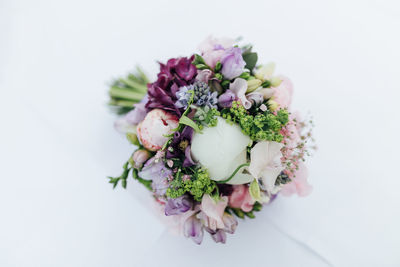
[119,78,148,93]
[109,99,137,107]
[217,163,250,184]
[109,86,145,101]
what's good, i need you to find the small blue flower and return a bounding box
[175,81,218,109]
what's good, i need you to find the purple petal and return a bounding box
[183,215,204,245]
[218,89,236,108]
[183,146,196,167]
[164,195,193,216]
[211,230,226,244]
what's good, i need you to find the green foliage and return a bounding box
[108,161,130,189]
[107,160,152,190]
[166,168,217,201]
[222,101,289,142]
[242,46,258,72]
[132,168,152,191]
[194,106,220,128]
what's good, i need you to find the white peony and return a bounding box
[191,117,253,184]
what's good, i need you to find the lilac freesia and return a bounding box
[114,95,149,133]
[183,214,204,245]
[165,195,193,216]
[218,89,236,108]
[209,229,227,244]
[138,156,172,196]
[125,94,149,124]
[198,36,235,68]
[221,47,246,80]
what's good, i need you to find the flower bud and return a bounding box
[270,76,282,87]
[126,133,140,146]
[132,149,151,169]
[268,99,278,111]
[214,61,222,72]
[255,63,275,80]
[259,88,274,99]
[246,79,262,93]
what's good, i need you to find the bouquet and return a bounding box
[108,37,315,244]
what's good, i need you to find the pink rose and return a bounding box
[137,109,179,151]
[280,163,313,197]
[228,185,255,212]
[273,76,294,109]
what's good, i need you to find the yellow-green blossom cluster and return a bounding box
[166,168,217,201]
[222,101,289,142]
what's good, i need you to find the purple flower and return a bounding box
[146,57,197,115]
[164,195,193,216]
[183,214,204,245]
[138,157,172,196]
[125,94,149,125]
[166,126,195,167]
[218,89,237,108]
[221,47,246,80]
[175,81,218,110]
[209,229,227,244]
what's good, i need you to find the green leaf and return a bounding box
[179,115,202,133]
[193,54,206,65]
[242,52,258,71]
[244,211,255,219]
[231,208,245,219]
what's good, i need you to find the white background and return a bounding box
[1,0,400,266]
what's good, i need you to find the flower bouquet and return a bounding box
[108,37,315,244]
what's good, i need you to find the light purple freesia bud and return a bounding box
[221,47,246,80]
[183,214,204,245]
[210,229,227,244]
[132,149,151,169]
[218,89,236,108]
[222,213,238,234]
[164,195,193,216]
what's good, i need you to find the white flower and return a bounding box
[191,117,253,184]
[248,141,284,193]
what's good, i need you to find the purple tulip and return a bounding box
[218,89,237,108]
[221,47,246,80]
[164,195,193,216]
[183,214,204,245]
